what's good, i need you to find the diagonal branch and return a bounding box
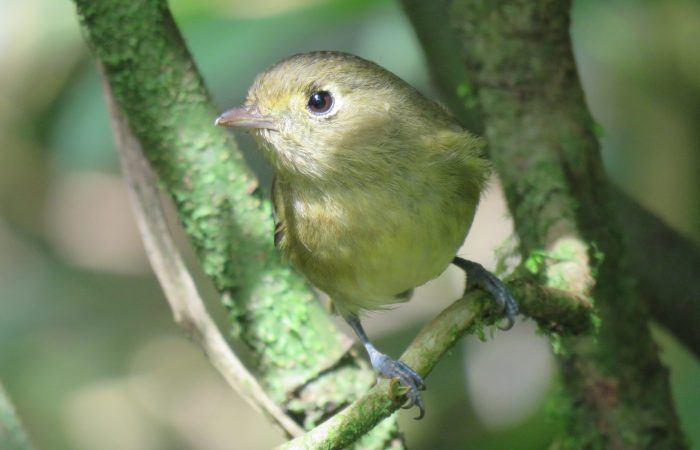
[101,68,304,438]
[279,280,594,449]
[612,187,700,357]
[74,1,404,446]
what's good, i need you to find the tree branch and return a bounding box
[403,0,700,358]
[611,187,700,357]
[280,280,594,449]
[73,0,694,447]
[404,0,687,448]
[73,0,402,446]
[0,382,34,450]
[398,0,481,133]
[101,68,304,437]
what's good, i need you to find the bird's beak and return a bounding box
[215,106,277,130]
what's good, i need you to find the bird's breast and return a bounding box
[278,177,477,315]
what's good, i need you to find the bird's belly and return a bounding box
[285,194,476,315]
[346,229,457,302]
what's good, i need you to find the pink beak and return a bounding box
[215,106,277,130]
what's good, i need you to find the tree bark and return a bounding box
[401,1,687,448]
[72,0,402,446]
[280,281,594,449]
[612,190,700,357]
[72,0,695,447]
[402,0,700,359]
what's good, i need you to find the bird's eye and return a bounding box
[307,91,334,115]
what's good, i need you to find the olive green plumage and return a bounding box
[220,51,490,317]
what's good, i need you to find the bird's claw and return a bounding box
[456,258,519,330]
[485,278,518,330]
[371,353,426,419]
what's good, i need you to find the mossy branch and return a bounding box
[280,280,594,449]
[401,0,688,448]
[403,0,700,359]
[73,0,692,447]
[73,0,402,446]
[101,70,304,437]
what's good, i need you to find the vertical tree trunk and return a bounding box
[403,0,687,448]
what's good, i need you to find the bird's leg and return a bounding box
[345,314,426,419]
[452,256,519,330]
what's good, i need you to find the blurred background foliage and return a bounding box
[0,0,698,449]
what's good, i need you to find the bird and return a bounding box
[215,51,518,419]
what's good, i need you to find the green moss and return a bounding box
[591,120,606,138]
[523,250,549,276]
[73,0,402,445]
[457,81,479,110]
[352,414,403,450]
[588,241,605,280]
[445,0,687,448]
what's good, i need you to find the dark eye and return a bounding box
[307,91,334,114]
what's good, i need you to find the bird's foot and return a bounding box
[453,257,519,330]
[368,350,426,419]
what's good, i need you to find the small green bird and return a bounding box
[216,51,517,418]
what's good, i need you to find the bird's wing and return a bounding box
[271,176,285,249]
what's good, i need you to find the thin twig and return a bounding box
[99,67,304,438]
[280,281,593,449]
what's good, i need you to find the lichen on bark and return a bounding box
[72,0,402,445]
[441,1,687,448]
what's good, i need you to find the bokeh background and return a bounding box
[1,0,699,449]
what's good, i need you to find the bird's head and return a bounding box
[216,51,457,181]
